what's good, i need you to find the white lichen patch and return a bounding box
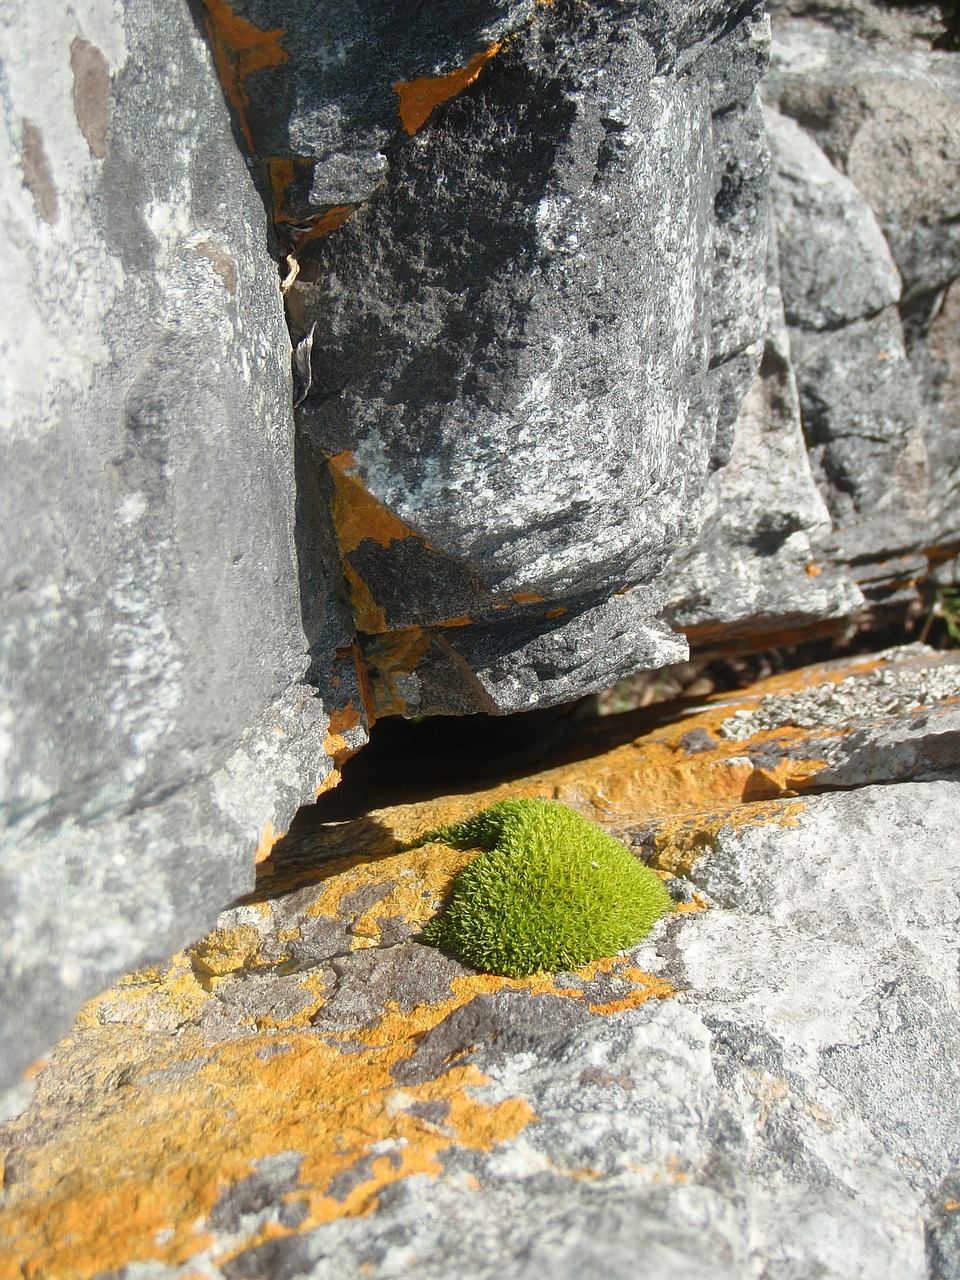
[718,647,960,740]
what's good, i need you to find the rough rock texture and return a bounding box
[0,1,365,1089]
[763,3,960,552]
[277,0,771,714]
[4,0,960,1105]
[200,0,960,718]
[2,646,960,1277]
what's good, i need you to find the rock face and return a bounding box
[763,0,960,557]
[0,1,365,1088]
[3,646,960,1277]
[283,0,771,715]
[3,0,960,1098]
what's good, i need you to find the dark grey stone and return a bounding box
[791,310,926,525]
[766,18,960,307]
[766,108,901,331]
[287,0,769,713]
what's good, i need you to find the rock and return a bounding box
[664,215,864,644]
[2,647,960,1278]
[765,15,960,308]
[0,0,365,1089]
[283,0,770,714]
[765,108,901,331]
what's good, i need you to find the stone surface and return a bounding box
[743,6,960,599]
[663,216,864,644]
[2,646,960,1277]
[0,1,365,1089]
[281,0,770,714]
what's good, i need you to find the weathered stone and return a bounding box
[765,17,960,307]
[765,108,901,331]
[0,1,365,1089]
[282,0,769,714]
[2,648,960,1277]
[790,308,927,525]
[665,219,863,642]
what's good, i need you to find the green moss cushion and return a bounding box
[416,798,674,978]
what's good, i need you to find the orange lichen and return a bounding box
[291,204,359,242]
[201,0,288,151]
[266,156,314,224]
[394,44,501,135]
[328,452,423,557]
[254,819,279,867]
[6,815,691,1279]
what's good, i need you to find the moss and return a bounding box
[414,798,674,978]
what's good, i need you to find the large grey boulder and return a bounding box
[284,0,771,715]
[4,648,958,1275]
[0,0,364,1087]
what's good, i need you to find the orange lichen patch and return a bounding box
[189,924,265,982]
[946,1199,960,1212]
[648,800,808,879]
[201,0,288,151]
[328,452,424,556]
[436,615,474,628]
[326,452,426,636]
[805,561,823,578]
[545,606,567,619]
[394,43,501,136]
[254,819,279,867]
[314,700,365,799]
[305,838,475,939]
[512,591,545,605]
[266,156,315,224]
[0,1009,534,1280]
[75,951,212,1032]
[291,204,359,242]
[362,626,434,715]
[0,872,560,1280]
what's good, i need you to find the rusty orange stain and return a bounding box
[312,700,365,801]
[291,204,359,242]
[394,43,501,135]
[436,615,474,628]
[512,591,545,605]
[265,156,315,224]
[545,606,567,619]
[361,627,434,716]
[201,0,288,151]
[328,452,424,557]
[254,819,280,867]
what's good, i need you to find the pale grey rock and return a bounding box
[665,218,863,640]
[765,108,901,330]
[156,759,960,1280]
[765,19,960,307]
[0,0,364,1087]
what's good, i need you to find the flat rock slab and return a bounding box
[1,646,959,1277]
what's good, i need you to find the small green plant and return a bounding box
[412,798,674,978]
[919,585,960,647]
